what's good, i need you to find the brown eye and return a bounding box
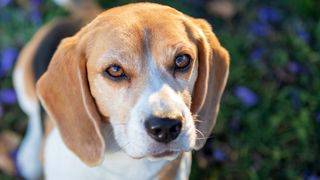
[104,64,127,80]
[174,54,192,72]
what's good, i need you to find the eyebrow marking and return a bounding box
[183,21,198,44]
[96,50,142,73]
[143,28,164,89]
[96,50,125,68]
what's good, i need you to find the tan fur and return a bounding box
[37,38,105,165]
[158,154,183,180]
[33,2,229,178]
[191,19,230,149]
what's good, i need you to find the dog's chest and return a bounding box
[44,129,173,180]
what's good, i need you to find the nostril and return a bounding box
[150,127,162,137]
[170,123,182,134]
[144,116,182,144]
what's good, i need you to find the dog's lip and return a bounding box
[150,150,178,158]
[126,151,179,160]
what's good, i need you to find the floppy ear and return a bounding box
[190,19,230,149]
[36,37,105,166]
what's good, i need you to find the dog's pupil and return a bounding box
[108,65,123,77]
[176,55,189,68]
[112,66,120,72]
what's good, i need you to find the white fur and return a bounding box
[176,151,192,180]
[13,68,42,179]
[45,128,191,180]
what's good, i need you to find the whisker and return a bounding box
[195,135,214,140]
[195,128,205,139]
[192,114,203,123]
[192,114,200,118]
[193,119,203,123]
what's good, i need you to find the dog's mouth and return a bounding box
[152,151,175,157]
[147,150,180,161]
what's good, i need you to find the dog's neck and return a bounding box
[45,125,191,180]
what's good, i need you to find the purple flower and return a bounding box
[250,48,264,62]
[0,0,10,7]
[258,6,282,24]
[304,171,320,180]
[250,22,271,37]
[0,89,17,105]
[293,20,310,43]
[30,0,42,7]
[297,29,310,43]
[234,86,258,107]
[287,61,301,74]
[213,148,226,162]
[308,175,320,180]
[30,9,42,25]
[29,0,42,25]
[0,48,18,75]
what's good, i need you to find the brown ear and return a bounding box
[190,19,230,149]
[36,37,105,165]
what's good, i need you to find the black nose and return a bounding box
[144,116,182,144]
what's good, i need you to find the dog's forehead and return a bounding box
[89,5,195,52]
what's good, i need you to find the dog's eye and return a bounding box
[104,65,127,80]
[174,54,192,72]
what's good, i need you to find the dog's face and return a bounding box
[37,3,229,165]
[87,9,199,159]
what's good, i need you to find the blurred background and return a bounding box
[0,0,320,179]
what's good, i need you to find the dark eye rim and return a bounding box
[103,64,128,81]
[174,54,193,72]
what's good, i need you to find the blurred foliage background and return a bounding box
[0,0,320,179]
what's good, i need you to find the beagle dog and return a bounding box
[14,2,229,180]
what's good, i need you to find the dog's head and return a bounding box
[37,3,229,166]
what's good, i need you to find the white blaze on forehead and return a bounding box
[148,84,184,118]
